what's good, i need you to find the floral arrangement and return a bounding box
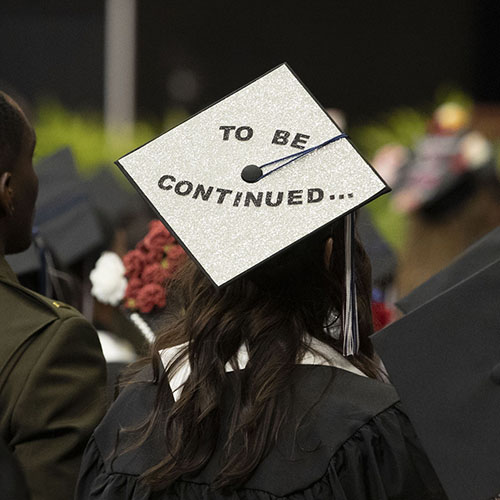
[90,220,186,314]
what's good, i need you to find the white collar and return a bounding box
[160,336,366,402]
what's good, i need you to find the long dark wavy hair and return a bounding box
[129,215,378,492]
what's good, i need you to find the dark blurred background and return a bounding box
[1,0,499,124]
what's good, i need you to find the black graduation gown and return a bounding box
[76,365,447,499]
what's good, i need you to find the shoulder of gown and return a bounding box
[77,365,448,500]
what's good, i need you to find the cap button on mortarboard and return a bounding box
[241,164,263,183]
[490,362,500,385]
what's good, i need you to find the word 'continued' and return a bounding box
[158,174,353,207]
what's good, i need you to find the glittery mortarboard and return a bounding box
[116,64,388,290]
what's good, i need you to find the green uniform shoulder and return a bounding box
[27,288,80,317]
[0,277,84,321]
[0,277,98,391]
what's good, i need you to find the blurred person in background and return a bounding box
[6,148,156,402]
[376,103,500,298]
[0,90,106,500]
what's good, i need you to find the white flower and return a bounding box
[460,131,491,169]
[90,252,127,306]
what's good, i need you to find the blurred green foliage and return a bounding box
[351,108,429,250]
[34,100,157,175]
[33,100,190,178]
[352,108,428,162]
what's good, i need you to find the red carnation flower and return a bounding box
[148,220,164,232]
[123,249,147,279]
[135,240,148,253]
[135,283,167,314]
[142,262,172,285]
[143,220,175,252]
[371,301,393,331]
[166,244,186,265]
[144,245,166,265]
[124,277,142,300]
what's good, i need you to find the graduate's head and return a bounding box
[0,91,38,255]
[157,216,375,358]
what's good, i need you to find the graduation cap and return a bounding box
[116,64,389,354]
[84,167,148,226]
[7,148,104,275]
[372,260,500,500]
[397,225,500,314]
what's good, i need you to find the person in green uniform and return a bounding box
[0,90,107,500]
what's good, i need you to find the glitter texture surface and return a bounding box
[118,64,387,287]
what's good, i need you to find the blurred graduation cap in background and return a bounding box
[372,259,500,500]
[397,225,500,314]
[84,167,147,227]
[85,167,133,226]
[84,166,153,252]
[7,148,104,285]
